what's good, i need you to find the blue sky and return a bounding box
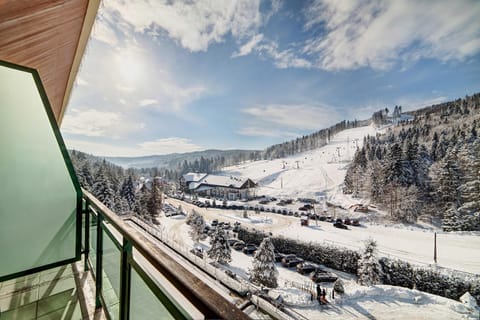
[62,0,480,157]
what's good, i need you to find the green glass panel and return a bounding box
[130,268,175,320]
[89,213,97,274]
[0,62,80,280]
[102,230,121,320]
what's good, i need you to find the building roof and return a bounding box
[182,172,208,183]
[188,174,256,190]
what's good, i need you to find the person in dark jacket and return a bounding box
[316,284,321,303]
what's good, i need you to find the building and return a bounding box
[182,172,257,200]
[0,2,249,319]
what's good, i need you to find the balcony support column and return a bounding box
[95,214,103,309]
[120,238,132,320]
[84,199,90,272]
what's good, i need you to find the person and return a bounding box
[322,288,327,299]
[316,284,321,303]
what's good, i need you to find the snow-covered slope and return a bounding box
[223,125,379,206]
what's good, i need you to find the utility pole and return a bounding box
[433,232,437,264]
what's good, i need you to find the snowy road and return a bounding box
[167,198,480,274]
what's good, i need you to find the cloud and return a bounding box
[257,41,313,69]
[232,34,264,57]
[102,0,263,52]
[302,0,480,71]
[237,126,298,138]
[139,99,159,107]
[62,109,145,138]
[92,11,119,46]
[139,137,203,154]
[76,77,88,86]
[242,104,342,131]
[65,137,204,157]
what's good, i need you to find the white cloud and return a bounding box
[243,104,342,131]
[139,99,158,107]
[232,34,264,57]
[65,137,204,157]
[103,0,263,52]
[139,137,203,154]
[92,11,119,46]
[237,126,298,138]
[303,0,480,71]
[258,41,313,69]
[76,77,88,86]
[62,109,145,138]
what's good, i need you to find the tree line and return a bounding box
[343,93,480,231]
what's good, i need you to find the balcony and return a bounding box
[0,61,250,319]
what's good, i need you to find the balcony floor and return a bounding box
[0,257,105,320]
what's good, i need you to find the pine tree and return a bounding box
[207,228,231,265]
[146,178,163,218]
[189,211,207,243]
[358,238,382,286]
[92,165,115,209]
[249,237,278,288]
[120,176,136,211]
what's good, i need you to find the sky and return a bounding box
[62,0,480,157]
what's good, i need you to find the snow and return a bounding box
[204,124,480,274]
[151,210,480,320]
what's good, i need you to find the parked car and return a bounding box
[242,244,258,254]
[259,199,270,204]
[298,206,308,211]
[211,219,218,227]
[352,219,360,226]
[283,257,304,268]
[354,204,369,212]
[232,241,245,251]
[310,269,338,283]
[227,239,238,246]
[274,253,286,262]
[296,263,318,275]
[333,221,348,229]
[281,255,304,267]
[344,218,352,225]
[190,247,204,258]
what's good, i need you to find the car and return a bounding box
[259,200,270,204]
[232,241,245,251]
[352,219,360,226]
[211,219,218,227]
[344,218,352,225]
[152,218,160,225]
[281,255,304,267]
[310,269,338,283]
[296,263,318,275]
[232,225,240,232]
[190,247,204,258]
[227,239,238,246]
[265,208,271,212]
[242,244,257,254]
[333,221,348,229]
[274,253,286,262]
[224,222,231,230]
[298,206,308,211]
[224,269,237,279]
[294,212,300,217]
[335,218,343,224]
[283,257,304,268]
[281,209,288,215]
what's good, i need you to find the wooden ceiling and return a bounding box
[0,0,99,125]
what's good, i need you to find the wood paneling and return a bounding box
[0,0,89,123]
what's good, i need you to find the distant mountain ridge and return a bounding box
[105,149,258,169]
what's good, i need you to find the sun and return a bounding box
[114,48,145,85]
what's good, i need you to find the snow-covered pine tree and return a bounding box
[146,178,163,218]
[120,175,136,211]
[207,228,231,265]
[78,162,94,190]
[92,165,115,209]
[189,212,207,243]
[249,237,278,288]
[358,238,382,286]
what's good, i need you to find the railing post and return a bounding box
[84,198,90,272]
[95,214,104,309]
[120,238,132,320]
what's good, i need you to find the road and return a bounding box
[165,198,480,274]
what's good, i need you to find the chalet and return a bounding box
[181,172,257,200]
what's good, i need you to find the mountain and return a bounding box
[105,149,258,169]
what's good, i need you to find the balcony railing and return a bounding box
[82,189,250,320]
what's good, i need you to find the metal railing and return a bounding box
[82,189,250,320]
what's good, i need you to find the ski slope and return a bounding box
[223,125,379,206]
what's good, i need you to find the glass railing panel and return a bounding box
[89,212,97,275]
[0,61,81,281]
[101,228,121,319]
[130,266,176,320]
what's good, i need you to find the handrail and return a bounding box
[82,189,250,320]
